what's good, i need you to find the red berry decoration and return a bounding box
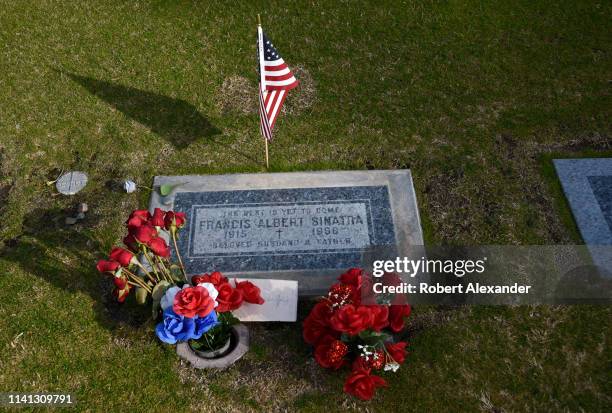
[369,350,385,370]
[327,340,348,364]
[327,283,353,307]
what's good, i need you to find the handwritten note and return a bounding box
[231,279,298,322]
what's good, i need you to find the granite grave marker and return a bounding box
[555,158,612,274]
[149,170,424,295]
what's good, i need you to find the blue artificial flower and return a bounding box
[193,311,219,339]
[155,307,196,344]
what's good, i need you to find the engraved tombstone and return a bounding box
[149,170,424,295]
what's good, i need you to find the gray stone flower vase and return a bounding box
[176,324,249,369]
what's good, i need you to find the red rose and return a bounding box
[385,341,408,364]
[126,210,151,229]
[368,305,389,331]
[329,304,373,336]
[235,280,264,305]
[113,277,127,289]
[164,211,186,231]
[112,282,132,303]
[351,356,370,371]
[303,301,337,346]
[339,268,363,288]
[343,368,387,401]
[130,210,151,220]
[148,237,170,258]
[97,259,120,273]
[150,208,166,227]
[216,282,243,312]
[132,224,157,244]
[123,234,139,252]
[192,271,228,287]
[388,304,411,333]
[314,336,347,370]
[173,286,215,318]
[358,274,376,305]
[109,247,134,267]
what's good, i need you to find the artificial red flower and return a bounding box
[351,356,370,371]
[109,247,134,267]
[303,301,336,346]
[96,259,120,273]
[329,304,373,336]
[132,224,157,244]
[343,368,387,401]
[113,277,127,289]
[339,268,363,288]
[112,283,132,303]
[368,305,389,331]
[173,286,215,318]
[150,208,166,227]
[126,210,151,229]
[192,271,228,287]
[148,237,170,258]
[123,234,139,252]
[164,211,186,231]
[216,282,243,312]
[388,304,411,333]
[314,336,347,370]
[235,280,265,305]
[385,341,408,364]
[357,274,376,305]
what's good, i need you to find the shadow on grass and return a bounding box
[59,70,221,149]
[0,207,150,330]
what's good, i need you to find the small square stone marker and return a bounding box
[149,170,423,295]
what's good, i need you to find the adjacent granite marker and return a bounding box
[149,170,424,295]
[554,158,612,274]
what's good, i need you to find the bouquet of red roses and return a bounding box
[96,208,264,351]
[302,268,411,401]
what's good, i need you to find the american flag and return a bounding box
[258,26,298,141]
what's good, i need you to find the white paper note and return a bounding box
[232,279,298,322]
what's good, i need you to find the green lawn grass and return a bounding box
[1,0,611,411]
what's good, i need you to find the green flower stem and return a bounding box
[123,270,152,292]
[154,255,172,283]
[141,248,162,281]
[171,229,187,279]
[133,260,157,284]
[127,280,151,293]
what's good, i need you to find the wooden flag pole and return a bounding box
[257,14,269,169]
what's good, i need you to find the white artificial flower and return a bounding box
[160,286,180,310]
[196,282,219,308]
[384,362,400,372]
[123,180,137,193]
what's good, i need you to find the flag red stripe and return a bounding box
[265,72,295,82]
[264,63,288,71]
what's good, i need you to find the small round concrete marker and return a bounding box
[176,324,249,369]
[56,171,88,195]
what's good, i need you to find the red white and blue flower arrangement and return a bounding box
[303,269,411,400]
[96,209,264,352]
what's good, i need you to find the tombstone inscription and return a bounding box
[149,170,423,295]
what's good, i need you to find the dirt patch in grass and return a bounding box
[217,76,257,115]
[216,66,315,117]
[283,65,316,115]
[176,323,330,411]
